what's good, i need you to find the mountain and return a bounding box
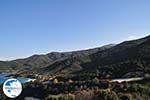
[0,61,11,70]
[43,36,150,77]
[0,36,150,78]
[89,35,150,77]
[0,44,115,71]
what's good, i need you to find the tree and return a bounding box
[75,90,94,100]
[94,89,119,100]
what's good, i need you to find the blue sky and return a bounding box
[0,0,149,60]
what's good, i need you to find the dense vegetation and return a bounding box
[0,78,149,100]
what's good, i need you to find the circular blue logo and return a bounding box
[3,78,22,98]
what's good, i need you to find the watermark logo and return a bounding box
[3,78,22,98]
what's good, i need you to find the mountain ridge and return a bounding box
[0,44,115,71]
[43,35,150,77]
[0,35,150,78]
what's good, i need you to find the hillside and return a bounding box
[0,36,150,78]
[43,36,150,78]
[0,44,115,71]
[89,35,150,78]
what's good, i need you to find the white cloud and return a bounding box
[127,35,139,40]
[127,34,149,41]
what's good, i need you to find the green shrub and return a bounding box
[118,93,134,100]
[94,89,119,100]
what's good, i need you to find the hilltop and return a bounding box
[43,35,150,78]
[0,36,150,78]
